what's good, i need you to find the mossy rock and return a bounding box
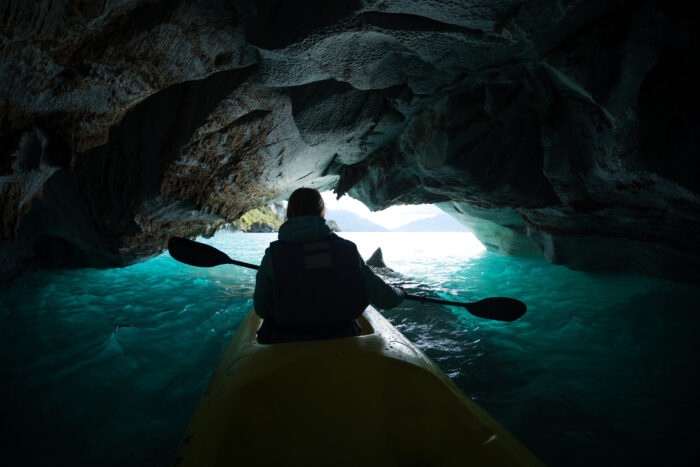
[233,205,284,232]
[326,219,341,232]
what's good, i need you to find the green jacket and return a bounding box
[253,215,404,319]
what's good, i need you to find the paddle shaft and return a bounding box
[404,293,470,307]
[228,258,259,270]
[167,236,526,322]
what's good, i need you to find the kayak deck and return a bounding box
[174,308,542,466]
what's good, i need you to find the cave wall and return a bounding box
[1,0,698,282]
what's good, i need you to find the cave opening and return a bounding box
[217,188,487,264]
[2,1,700,466]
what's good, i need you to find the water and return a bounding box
[1,231,699,466]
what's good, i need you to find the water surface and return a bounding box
[1,231,698,466]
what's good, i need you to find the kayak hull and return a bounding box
[174,308,542,466]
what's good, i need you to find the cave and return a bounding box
[2,0,699,282]
[2,1,699,466]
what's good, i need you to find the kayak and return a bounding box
[174,308,543,466]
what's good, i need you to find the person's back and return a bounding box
[253,188,404,344]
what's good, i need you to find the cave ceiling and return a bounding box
[1,0,698,282]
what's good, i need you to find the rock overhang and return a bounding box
[1,0,698,282]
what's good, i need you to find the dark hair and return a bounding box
[287,188,325,219]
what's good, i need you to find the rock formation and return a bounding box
[232,202,285,232]
[366,247,402,281]
[1,1,698,282]
[366,247,387,269]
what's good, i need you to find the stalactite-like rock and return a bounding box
[1,0,698,281]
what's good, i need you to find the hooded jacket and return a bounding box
[253,215,404,342]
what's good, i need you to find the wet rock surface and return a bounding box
[1,1,698,281]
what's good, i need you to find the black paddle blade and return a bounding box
[464,297,526,322]
[168,237,233,267]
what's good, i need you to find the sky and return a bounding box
[320,191,442,230]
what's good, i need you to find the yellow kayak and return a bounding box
[174,308,543,466]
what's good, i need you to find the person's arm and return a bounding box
[361,260,405,310]
[253,248,274,319]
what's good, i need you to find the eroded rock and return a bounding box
[1,0,698,282]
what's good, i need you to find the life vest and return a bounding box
[268,234,369,329]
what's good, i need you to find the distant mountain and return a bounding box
[391,214,470,232]
[325,209,388,232]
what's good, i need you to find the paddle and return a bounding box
[403,294,525,322]
[168,236,259,270]
[167,236,526,322]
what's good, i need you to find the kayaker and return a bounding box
[253,187,405,344]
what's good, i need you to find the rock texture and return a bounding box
[232,202,285,232]
[1,1,699,281]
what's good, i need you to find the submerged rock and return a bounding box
[1,1,699,282]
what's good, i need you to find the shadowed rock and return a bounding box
[366,247,404,282]
[367,247,388,269]
[1,0,699,282]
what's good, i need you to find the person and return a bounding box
[253,188,405,344]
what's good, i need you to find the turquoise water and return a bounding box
[1,231,699,466]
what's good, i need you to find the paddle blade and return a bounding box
[168,237,233,267]
[464,297,526,322]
